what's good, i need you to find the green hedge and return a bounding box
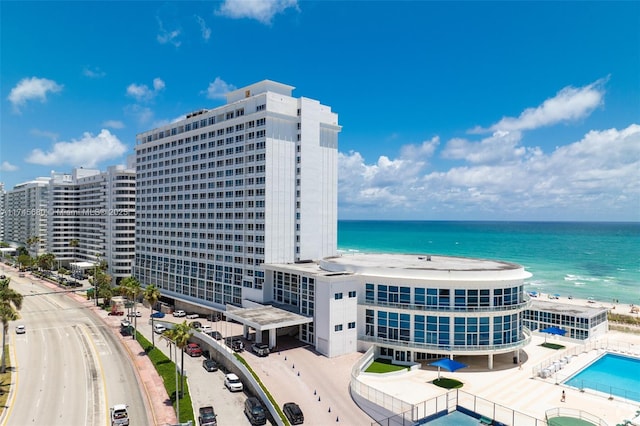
[136,332,195,424]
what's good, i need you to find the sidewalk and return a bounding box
[34,274,178,426]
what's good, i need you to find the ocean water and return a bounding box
[337,221,640,305]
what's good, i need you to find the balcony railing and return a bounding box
[361,298,532,314]
[359,328,532,353]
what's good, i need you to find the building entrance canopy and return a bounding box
[225,304,312,333]
[70,261,97,270]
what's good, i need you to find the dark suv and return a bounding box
[283,402,304,425]
[198,406,217,426]
[244,397,267,425]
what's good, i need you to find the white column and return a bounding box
[488,353,494,370]
[269,328,277,348]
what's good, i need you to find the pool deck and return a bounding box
[356,294,640,425]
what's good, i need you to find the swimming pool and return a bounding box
[564,353,640,402]
[419,410,479,425]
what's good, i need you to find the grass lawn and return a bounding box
[541,342,566,350]
[0,346,11,412]
[432,377,464,389]
[365,359,409,373]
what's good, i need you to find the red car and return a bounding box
[185,343,202,357]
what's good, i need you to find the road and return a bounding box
[1,268,149,426]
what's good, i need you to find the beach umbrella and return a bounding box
[540,326,566,342]
[429,358,468,379]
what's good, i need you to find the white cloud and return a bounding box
[217,0,299,24]
[126,78,165,102]
[0,161,18,172]
[157,17,181,47]
[338,124,640,220]
[102,120,125,129]
[472,77,608,133]
[203,77,236,100]
[25,129,128,167]
[7,77,63,113]
[124,105,155,126]
[441,130,526,164]
[30,129,59,141]
[83,66,106,78]
[195,15,211,41]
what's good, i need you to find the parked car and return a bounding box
[202,359,218,372]
[173,310,186,317]
[244,397,267,425]
[108,309,125,316]
[185,343,203,357]
[199,325,213,333]
[224,373,243,392]
[207,330,223,340]
[198,406,217,426]
[189,321,203,330]
[15,325,26,334]
[227,339,244,352]
[127,310,142,318]
[186,313,200,319]
[283,402,304,425]
[153,324,167,334]
[251,343,270,357]
[150,311,165,319]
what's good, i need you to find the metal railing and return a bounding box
[545,408,608,426]
[361,298,532,314]
[360,328,531,353]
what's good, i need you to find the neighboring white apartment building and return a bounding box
[2,164,135,281]
[47,164,136,281]
[134,80,340,309]
[0,182,5,243]
[3,177,50,256]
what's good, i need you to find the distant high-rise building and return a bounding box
[47,164,136,281]
[134,80,341,309]
[0,182,5,242]
[3,177,50,256]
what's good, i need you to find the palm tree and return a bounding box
[37,253,56,272]
[165,321,192,397]
[26,236,41,257]
[143,284,161,348]
[0,279,23,373]
[120,276,142,339]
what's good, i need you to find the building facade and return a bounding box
[133,80,341,310]
[47,165,136,281]
[265,254,532,364]
[3,177,50,256]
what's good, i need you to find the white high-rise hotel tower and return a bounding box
[134,81,341,309]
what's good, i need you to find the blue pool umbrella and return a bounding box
[429,358,468,379]
[541,326,566,342]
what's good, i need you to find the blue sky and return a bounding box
[1,1,638,221]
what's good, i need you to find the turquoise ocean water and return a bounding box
[337,221,640,305]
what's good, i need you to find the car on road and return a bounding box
[251,343,270,357]
[198,406,217,426]
[127,310,142,318]
[15,325,25,334]
[224,373,243,392]
[185,342,203,357]
[207,330,223,340]
[189,321,203,330]
[283,402,304,425]
[110,404,130,426]
[186,312,200,319]
[173,310,186,317]
[202,359,218,372]
[153,324,167,334]
[18,273,25,277]
[244,397,267,425]
[150,311,165,318]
